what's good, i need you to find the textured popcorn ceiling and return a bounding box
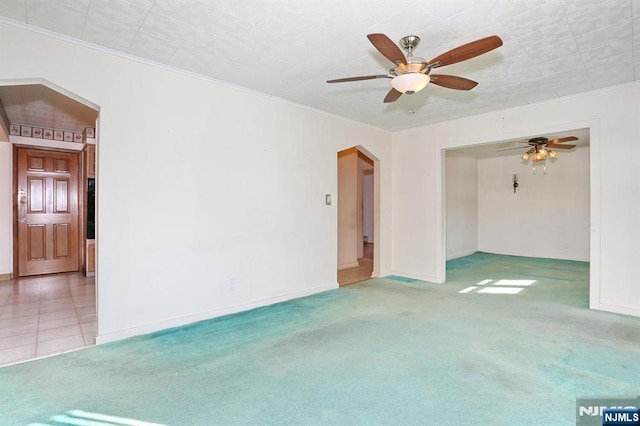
[0,0,638,132]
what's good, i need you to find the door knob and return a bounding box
[18,218,26,223]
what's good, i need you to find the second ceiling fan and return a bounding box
[327,33,503,103]
[500,136,578,162]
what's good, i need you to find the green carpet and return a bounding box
[1,253,639,425]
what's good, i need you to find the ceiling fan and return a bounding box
[326,33,503,103]
[500,136,578,162]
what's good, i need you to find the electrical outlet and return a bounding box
[229,278,236,292]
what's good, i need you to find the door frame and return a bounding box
[435,119,601,311]
[336,145,381,278]
[12,144,84,277]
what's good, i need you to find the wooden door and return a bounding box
[17,148,80,276]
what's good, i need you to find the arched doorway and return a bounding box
[0,79,99,365]
[337,146,377,286]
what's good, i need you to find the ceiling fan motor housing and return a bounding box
[529,137,548,145]
[400,35,421,52]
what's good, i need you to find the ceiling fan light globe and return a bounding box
[533,152,545,162]
[391,73,430,94]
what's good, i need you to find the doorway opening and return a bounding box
[441,127,593,307]
[337,147,376,286]
[0,79,99,366]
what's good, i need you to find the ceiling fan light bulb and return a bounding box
[549,150,557,159]
[521,152,530,161]
[391,73,430,94]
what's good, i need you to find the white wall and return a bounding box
[391,134,438,281]
[477,148,590,261]
[393,83,640,318]
[445,154,478,260]
[337,148,359,269]
[0,22,393,342]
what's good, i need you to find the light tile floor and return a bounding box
[0,272,96,367]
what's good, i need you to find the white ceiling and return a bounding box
[0,0,638,132]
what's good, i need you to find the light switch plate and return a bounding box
[325,194,331,205]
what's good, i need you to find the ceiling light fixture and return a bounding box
[390,72,431,95]
[521,146,558,163]
[521,146,558,174]
[502,136,577,174]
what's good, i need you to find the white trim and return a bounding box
[96,283,338,345]
[436,146,446,283]
[446,250,477,261]
[588,122,602,312]
[338,261,360,270]
[595,303,640,318]
[474,249,589,263]
[374,269,393,278]
[389,270,438,283]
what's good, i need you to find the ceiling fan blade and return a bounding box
[383,88,403,103]
[547,144,576,150]
[327,75,390,83]
[367,33,407,65]
[548,136,578,144]
[429,35,503,68]
[430,74,478,90]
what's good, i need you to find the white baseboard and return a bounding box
[96,282,338,345]
[371,269,391,278]
[389,270,438,283]
[446,250,477,261]
[337,261,360,270]
[478,249,589,262]
[592,302,640,318]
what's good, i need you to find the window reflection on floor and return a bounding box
[458,278,536,295]
[37,409,165,426]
